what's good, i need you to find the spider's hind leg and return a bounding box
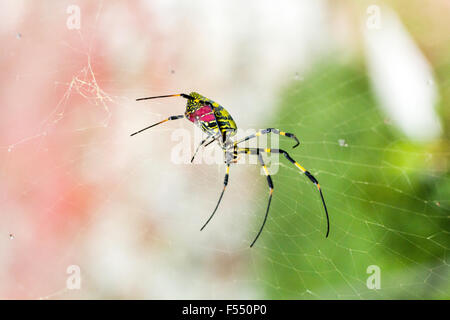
[249,153,274,247]
[237,147,330,239]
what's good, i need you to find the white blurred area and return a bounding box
[0,0,442,299]
[364,6,442,141]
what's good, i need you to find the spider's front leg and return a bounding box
[234,128,300,148]
[200,162,231,231]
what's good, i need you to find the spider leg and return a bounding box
[234,128,300,148]
[237,147,330,238]
[200,164,230,231]
[136,93,192,101]
[191,136,214,163]
[192,134,224,163]
[130,115,184,136]
[250,152,274,247]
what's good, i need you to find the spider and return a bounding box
[131,92,330,247]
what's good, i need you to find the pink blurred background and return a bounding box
[2,0,302,299]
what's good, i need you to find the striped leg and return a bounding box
[237,147,330,238]
[130,115,184,136]
[200,164,230,231]
[234,128,300,148]
[249,153,274,247]
[191,136,215,163]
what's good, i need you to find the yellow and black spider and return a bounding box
[131,92,330,247]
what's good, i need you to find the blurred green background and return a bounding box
[255,60,449,299]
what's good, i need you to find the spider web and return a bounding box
[1,1,448,300]
[247,63,449,299]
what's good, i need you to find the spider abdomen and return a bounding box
[186,105,215,123]
[185,92,237,138]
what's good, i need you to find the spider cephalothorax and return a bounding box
[132,92,330,247]
[224,143,238,164]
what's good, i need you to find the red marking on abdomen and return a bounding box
[188,105,215,123]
